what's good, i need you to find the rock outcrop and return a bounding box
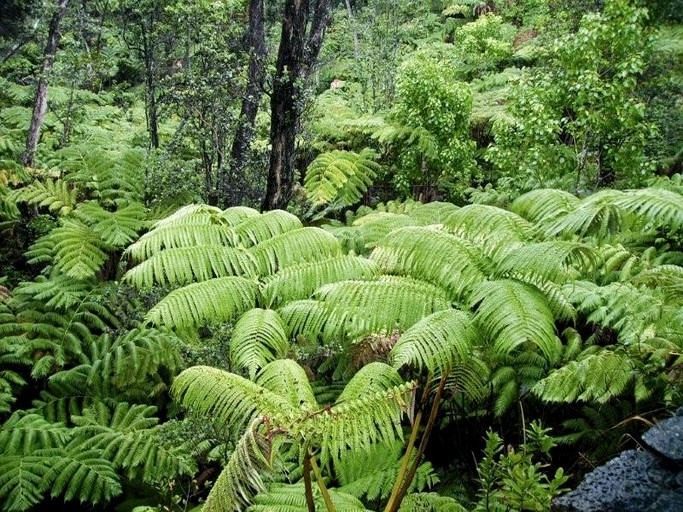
[552,408,683,512]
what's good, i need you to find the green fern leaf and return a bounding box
[50,220,108,279]
[260,255,379,308]
[230,309,290,379]
[391,309,479,375]
[41,449,122,504]
[398,492,468,512]
[76,201,147,248]
[547,190,629,239]
[304,149,379,206]
[471,280,561,363]
[10,178,78,215]
[0,453,52,512]
[370,226,486,302]
[233,210,303,247]
[532,350,634,403]
[511,189,580,228]
[125,224,234,262]
[336,362,404,402]
[0,413,69,455]
[124,246,258,288]
[145,277,257,329]
[249,482,370,511]
[250,227,341,276]
[615,187,683,230]
[256,359,318,409]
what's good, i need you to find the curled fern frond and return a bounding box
[144,277,258,330]
[471,279,561,363]
[124,246,258,288]
[391,309,479,376]
[231,309,290,379]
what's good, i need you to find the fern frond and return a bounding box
[151,204,223,228]
[370,226,486,302]
[304,149,379,206]
[250,227,341,275]
[315,381,415,467]
[632,265,683,301]
[36,219,108,279]
[336,362,404,402]
[615,187,683,230]
[547,190,628,240]
[41,449,122,505]
[471,280,561,363]
[443,204,537,244]
[493,241,598,284]
[278,300,347,343]
[0,453,53,512]
[398,492,468,512]
[311,277,451,340]
[125,224,234,262]
[218,206,262,226]
[124,246,258,288]
[336,441,438,502]
[532,350,634,403]
[256,359,318,409]
[14,274,93,310]
[249,482,369,511]
[260,255,379,308]
[230,309,290,379]
[233,210,303,248]
[0,413,69,455]
[10,178,78,215]
[511,189,580,228]
[171,366,295,432]
[390,309,479,375]
[76,201,146,248]
[205,419,273,512]
[407,201,460,225]
[352,213,418,250]
[144,277,257,329]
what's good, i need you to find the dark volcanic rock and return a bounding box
[642,416,683,464]
[552,408,683,512]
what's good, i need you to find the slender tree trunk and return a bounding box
[141,23,160,149]
[261,0,332,211]
[219,0,267,208]
[23,0,69,168]
[345,0,360,59]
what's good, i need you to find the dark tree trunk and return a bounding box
[23,0,69,168]
[261,0,332,211]
[219,0,267,208]
[141,22,159,149]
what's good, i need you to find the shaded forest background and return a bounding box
[0,1,682,511]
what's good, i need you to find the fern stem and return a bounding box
[310,452,336,512]
[384,408,422,512]
[392,374,448,511]
[303,453,316,512]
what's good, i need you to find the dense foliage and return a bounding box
[0,0,681,511]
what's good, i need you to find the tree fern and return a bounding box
[352,213,418,251]
[406,201,460,225]
[230,309,290,379]
[144,277,258,330]
[303,149,380,207]
[250,227,342,276]
[260,255,379,308]
[443,204,537,245]
[0,453,54,511]
[546,190,629,240]
[390,309,480,376]
[370,226,486,303]
[124,246,259,288]
[470,280,561,363]
[75,201,147,248]
[256,359,318,410]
